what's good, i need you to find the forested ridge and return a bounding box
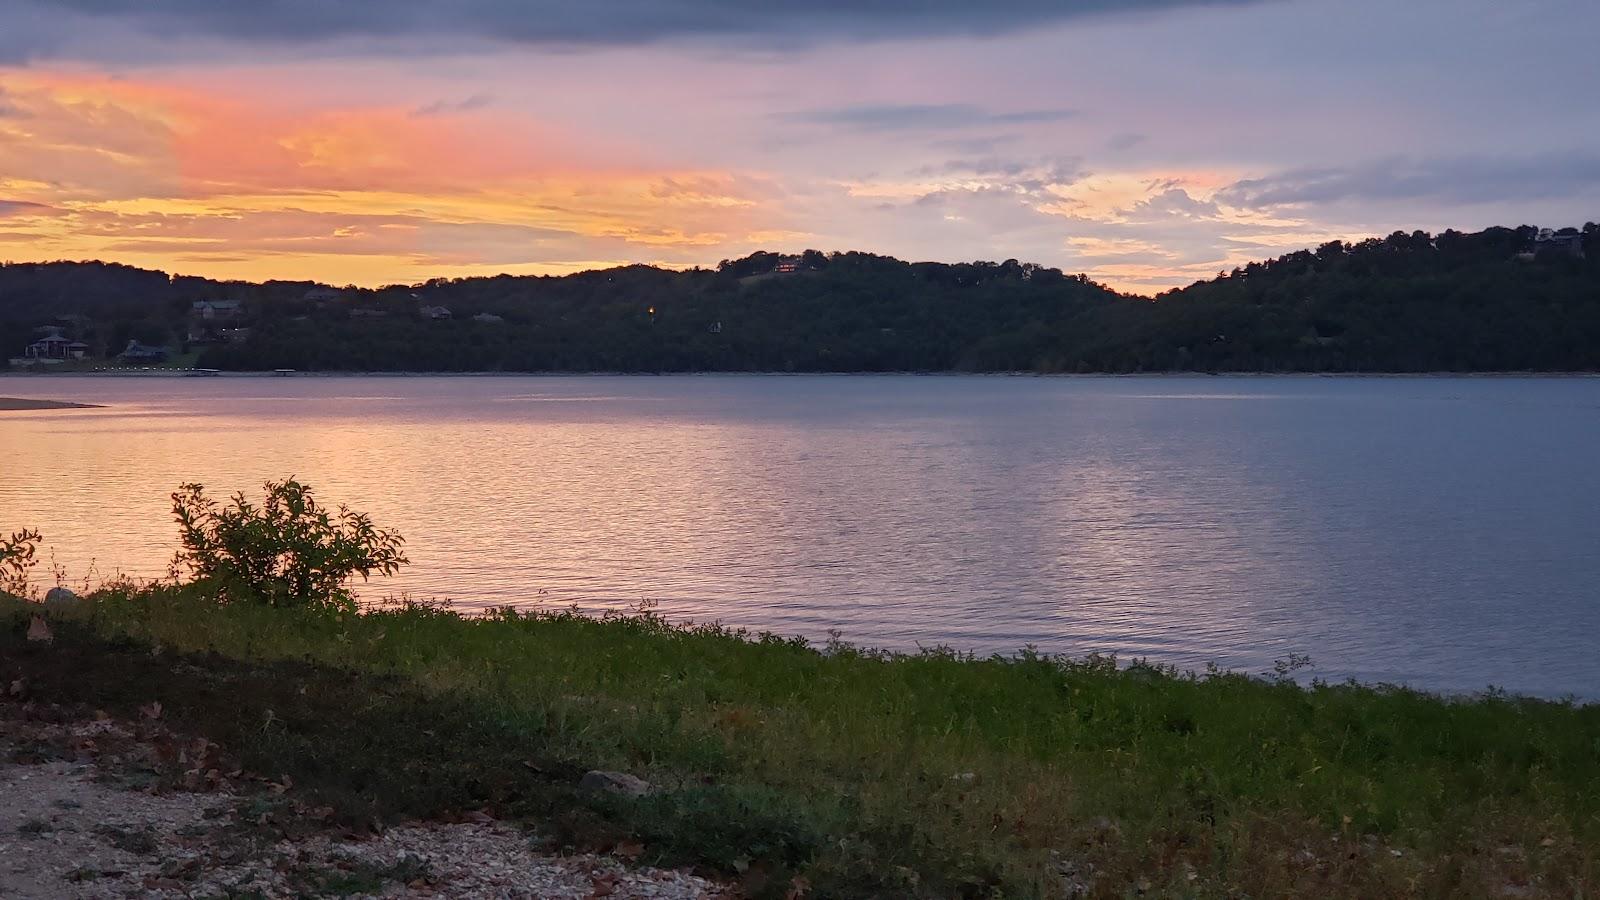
[3,224,1597,373]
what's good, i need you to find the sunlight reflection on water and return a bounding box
[4,374,1599,697]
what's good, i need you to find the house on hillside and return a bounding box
[25,334,89,360]
[1534,229,1586,259]
[420,305,453,321]
[192,300,244,320]
[303,287,343,303]
[119,340,168,362]
[773,256,804,274]
[472,312,504,324]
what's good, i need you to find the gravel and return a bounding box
[0,707,727,899]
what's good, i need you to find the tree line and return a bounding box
[2,224,1597,373]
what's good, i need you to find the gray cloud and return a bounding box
[0,0,1269,60]
[789,103,1076,132]
[410,92,495,117]
[1219,152,1600,209]
[0,199,51,216]
[1106,132,1147,152]
[916,156,1086,193]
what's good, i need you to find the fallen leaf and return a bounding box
[139,701,163,720]
[614,840,644,861]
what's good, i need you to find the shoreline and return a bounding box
[0,397,103,410]
[6,369,1600,379]
[8,591,1597,897]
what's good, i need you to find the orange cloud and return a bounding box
[0,68,791,285]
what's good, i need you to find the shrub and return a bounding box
[170,479,406,611]
[0,528,41,598]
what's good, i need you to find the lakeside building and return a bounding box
[24,333,89,360]
[119,340,168,362]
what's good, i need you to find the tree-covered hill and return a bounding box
[2,224,1596,373]
[1121,224,1600,372]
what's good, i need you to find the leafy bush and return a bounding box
[0,528,41,598]
[170,479,406,610]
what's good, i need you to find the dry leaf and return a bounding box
[139,701,163,720]
[614,840,644,861]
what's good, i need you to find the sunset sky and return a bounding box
[1,0,1597,294]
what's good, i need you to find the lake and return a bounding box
[3,374,1598,697]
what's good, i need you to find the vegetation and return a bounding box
[4,223,1598,373]
[170,479,407,611]
[0,528,41,597]
[5,481,1600,896]
[4,587,1598,898]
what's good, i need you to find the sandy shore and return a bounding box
[0,397,101,410]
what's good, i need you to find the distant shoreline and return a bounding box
[0,397,103,410]
[4,369,1600,380]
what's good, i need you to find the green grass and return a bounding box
[6,586,1600,898]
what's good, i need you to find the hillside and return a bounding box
[2,225,1597,373]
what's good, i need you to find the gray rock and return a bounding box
[44,587,80,607]
[579,770,652,798]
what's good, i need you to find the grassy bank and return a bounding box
[5,587,1599,898]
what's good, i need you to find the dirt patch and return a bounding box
[0,702,724,898]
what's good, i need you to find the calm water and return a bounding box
[3,374,1599,697]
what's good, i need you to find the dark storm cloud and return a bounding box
[0,0,1270,60]
[1219,153,1600,209]
[789,103,1077,132]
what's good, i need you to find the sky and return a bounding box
[0,0,1596,295]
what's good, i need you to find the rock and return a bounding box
[44,587,80,607]
[579,770,652,797]
[26,615,53,643]
[950,772,977,784]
